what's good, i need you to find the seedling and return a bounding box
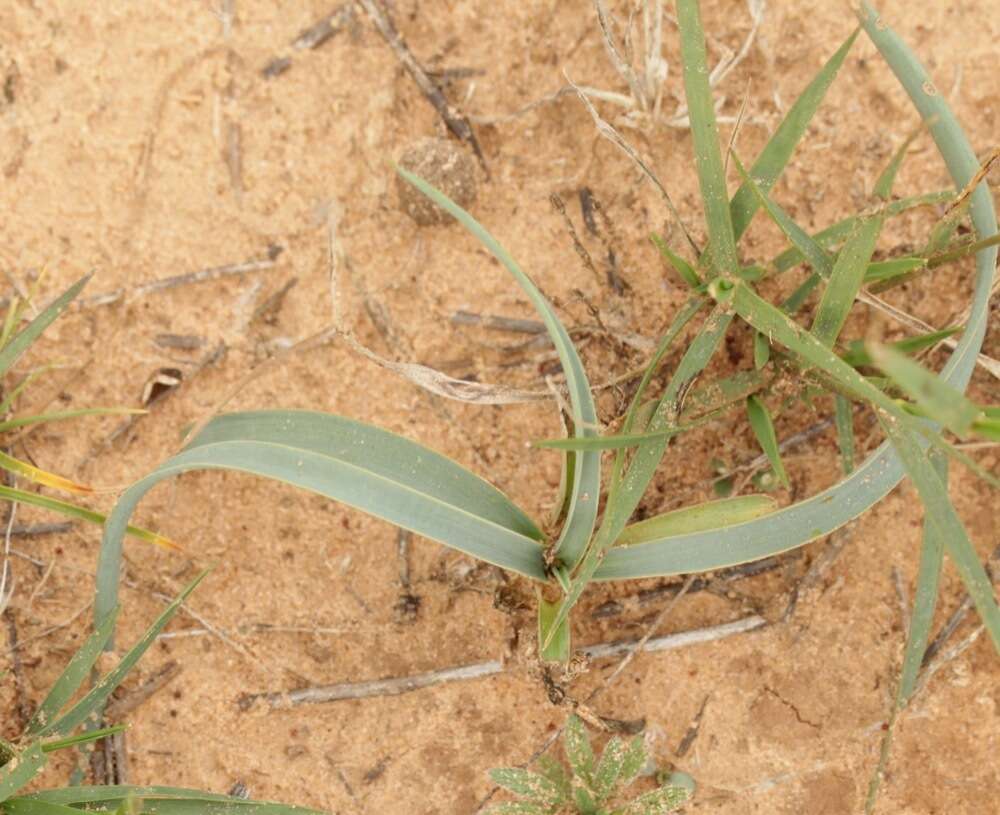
[488,715,693,815]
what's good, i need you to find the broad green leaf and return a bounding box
[811,214,883,346]
[841,328,960,368]
[621,784,691,815]
[746,396,790,489]
[834,395,855,475]
[488,768,563,807]
[617,496,777,546]
[397,167,599,570]
[882,417,1000,654]
[868,343,982,437]
[564,715,594,783]
[0,745,47,803]
[24,608,119,737]
[95,411,547,630]
[0,485,179,552]
[651,234,701,289]
[730,30,859,239]
[39,572,207,737]
[537,596,571,664]
[593,736,627,801]
[677,0,738,278]
[0,275,91,380]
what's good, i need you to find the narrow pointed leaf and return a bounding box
[0,485,179,552]
[618,495,778,546]
[20,787,324,815]
[746,396,790,489]
[24,608,119,737]
[869,342,982,437]
[651,234,701,289]
[0,745,47,803]
[0,408,145,434]
[40,572,208,737]
[753,331,770,369]
[841,328,959,368]
[677,0,737,278]
[0,275,91,379]
[730,29,859,239]
[41,724,126,753]
[882,417,1000,653]
[834,395,855,475]
[862,257,925,285]
[0,450,93,495]
[397,167,599,569]
[537,597,571,663]
[923,197,970,255]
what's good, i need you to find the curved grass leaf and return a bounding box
[0,485,178,552]
[677,0,737,279]
[0,450,92,495]
[617,495,778,546]
[0,408,144,434]
[96,411,548,630]
[24,609,119,737]
[0,275,91,380]
[745,396,790,489]
[396,167,599,570]
[0,744,47,803]
[730,29,859,239]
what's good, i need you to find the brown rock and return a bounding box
[396,137,477,226]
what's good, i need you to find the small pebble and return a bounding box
[396,137,477,226]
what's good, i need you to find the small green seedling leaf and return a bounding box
[746,396,790,489]
[564,715,594,785]
[619,735,647,788]
[593,736,627,801]
[535,756,571,801]
[617,495,778,546]
[868,343,982,437]
[651,234,701,289]
[753,331,770,369]
[488,768,564,808]
[620,784,691,815]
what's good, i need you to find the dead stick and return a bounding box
[356,0,487,173]
[105,660,182,722]
[239,615,765,709]
[262,4,353,78]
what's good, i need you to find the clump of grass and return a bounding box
[87,1,996,808]
[488,714,692,815]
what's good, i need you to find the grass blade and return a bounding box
[24,608,119,737]
[677,0,738,278]
[19,788,324,815]
[0,276,90,380]
[0,450,93,495]
[617,495,777,545]
[841,328,959,368]
[834,395,855,475]
[0,408,144,434]
[745,396,790,489]
[651,234,701,289]
[730,29,859,239]
[882,416,1000,654]
[537,596,571,663]
[397,167,599,569]
[40,572,208,738]
[0,485,178,552]
[869,342,983,437]
[0,745,47,803]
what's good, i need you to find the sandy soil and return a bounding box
[1,1,998,813]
